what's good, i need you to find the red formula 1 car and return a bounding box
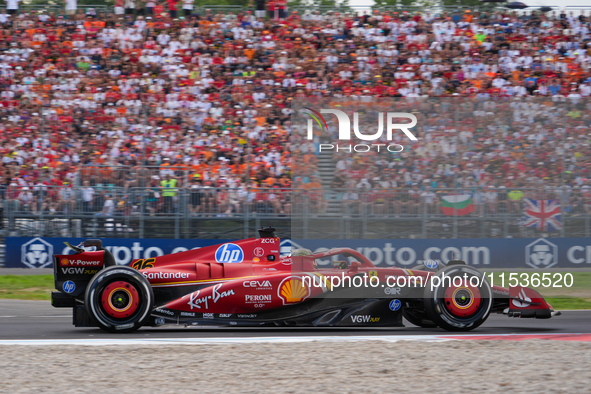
[51,228,560,333]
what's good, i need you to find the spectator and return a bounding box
[124,0,136,17]
[508,187,525,213]
[81,180,95,213]
[0,8,10,24]
[59,181,76,214]
[267,0,275,19]
[342,181,360,216]
[145,177,161,214]
[228,181,246,214]
[160,174,178,213]
[135,0,144,16]
[167,0,178,18]
[276,0,286,19]
[65,0,77,16]
[181,0,193,17]
[483,186,498,214]
[188,176,203,215]
[144,0,155,15]
[371,178,388,215]
[4,0,18,15]
[216,181,230,215]
[274,184,290,214]
[18,187,33,212]
[305,175,324,213]
[570,186,584,215]
[420,185,437,215]
[0,175,6,202]
[252,182,272,213]
[96,194,115,217]
[583,186,591,215]
[114,0,124,17]
[472,187,485,216]
[497,186,509,213]
[406,184,421,215]
[201,182,217,215]
[253,0,265,19]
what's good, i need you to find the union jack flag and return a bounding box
[520,199,562,231]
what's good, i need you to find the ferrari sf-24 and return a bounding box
[51,228,560,332]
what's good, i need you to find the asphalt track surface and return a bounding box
[0,299,589,340]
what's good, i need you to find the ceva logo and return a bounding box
[301,108,417,153]
[525,238,558,269]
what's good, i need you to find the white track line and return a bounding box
[0,333,587,346]
[0,335,453,346]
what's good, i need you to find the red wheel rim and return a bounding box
[443,279,481,317]
[101,281,140,319]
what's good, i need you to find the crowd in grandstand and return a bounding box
[1,5,591,217]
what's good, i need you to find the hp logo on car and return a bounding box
[389,299,401,312]
[215,243,244,263]
[63,280,76,294]
[425,260,439,269]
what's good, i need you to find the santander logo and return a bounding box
[143,272,190,280]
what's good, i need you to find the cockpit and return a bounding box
[292,248,365,271]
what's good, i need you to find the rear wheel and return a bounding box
[423,265,492,331]
[85,266,153,333]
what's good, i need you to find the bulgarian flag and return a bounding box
[441,194,474,216]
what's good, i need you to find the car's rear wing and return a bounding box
[52,239,117,306]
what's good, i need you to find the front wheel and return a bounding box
[85,266,154,333]
[423,265,492,331]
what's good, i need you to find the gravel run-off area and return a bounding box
[0,341,590,393]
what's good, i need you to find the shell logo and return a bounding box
[278,276,310,305]
[61,258,69,266]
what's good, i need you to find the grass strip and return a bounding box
[0,275,54,301]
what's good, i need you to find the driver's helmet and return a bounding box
[292,248,312,256]
[333,260,348,269]
[292,248,317,269]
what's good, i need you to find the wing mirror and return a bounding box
[349,261,361,272]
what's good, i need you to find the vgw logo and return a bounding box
[301,108,418,153]
[215,243,244,263]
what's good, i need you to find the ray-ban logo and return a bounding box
[301,108,417,153]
